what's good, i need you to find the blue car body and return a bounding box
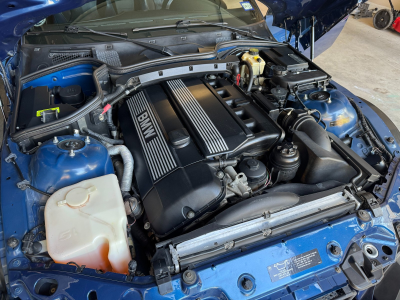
[0,1,399,300]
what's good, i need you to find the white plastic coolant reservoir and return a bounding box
[45,174,131,274]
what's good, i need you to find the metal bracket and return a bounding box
[17,180,30,191]
[67,261,86,273]
[169,245,180,274]
[5,153,16,163]
[262,228,272,237]
[358,191,383,217]
[224,241,235,250]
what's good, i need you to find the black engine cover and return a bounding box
[119,77,283,237]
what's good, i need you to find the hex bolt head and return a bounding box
[98,114,105,121]
[216,171,225,179]
[144,222,151,230]
[14,287,22,295]
[182,270,197,285]
[357,210,370,222]
[330,245,341,256]
[7,237,19,248]
[335,267,341,273]
[186,211,195,219]
[73,129,79,135]
[241,278,253,291]
[386,137,395,144]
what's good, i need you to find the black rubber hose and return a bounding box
[106,109,117,132]
[102,85,125,105]
[292,114,331,151]
[107,85,141,107]
[4,133,51,197]
[214,192,299,226]
[239,60,254,93]
[349,98,392,162]
[128,217,154,253]
[85,128,124,145]
[113,160,124,184]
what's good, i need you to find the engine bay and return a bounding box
[7,43,390,286]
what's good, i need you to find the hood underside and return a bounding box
[0,0,358,61]
[260,0,358,46]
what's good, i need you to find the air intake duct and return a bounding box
[278,109,356,184]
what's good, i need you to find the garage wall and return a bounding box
[369,0,400,8]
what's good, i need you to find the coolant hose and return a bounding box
[85,128,124,145]
[348,98,393,162]
[214,192,299,226]
[107,145,134,192]
[239,60,254,93]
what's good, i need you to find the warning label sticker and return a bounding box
[267,249,322,282]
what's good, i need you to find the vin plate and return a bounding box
[267,249,322,282]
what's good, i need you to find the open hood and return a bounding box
[0,0,359,61]
[260,0,359,49]
[0,0,91,60]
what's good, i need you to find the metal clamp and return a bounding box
[67,261,86,273]
[17,180,30,191]
[358,191,383,218]
[5,153,16,163]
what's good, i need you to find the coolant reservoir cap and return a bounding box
[58,186,97,207]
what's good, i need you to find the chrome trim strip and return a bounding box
[127,92,177,180]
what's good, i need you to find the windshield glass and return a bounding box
[26,0,265,43]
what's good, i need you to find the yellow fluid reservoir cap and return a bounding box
[249,48,259,55]
[58,186,97,207]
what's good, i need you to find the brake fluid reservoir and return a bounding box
[45,174,131,274]
[241,48,266,84]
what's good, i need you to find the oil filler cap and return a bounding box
[58,186,97,207]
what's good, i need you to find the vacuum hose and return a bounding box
[348,98,392,163]
[239,60,254,93]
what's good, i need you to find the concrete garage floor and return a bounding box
[314,3,400,129]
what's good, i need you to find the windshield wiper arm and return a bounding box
[133,19,270,41]
[27,26,175,56]
[132,20,228,32]
[27,26,128,37]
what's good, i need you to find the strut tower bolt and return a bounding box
[85,136,90,144]
[144,222,151,230]
[241,278,253,291]
[330,245,341,256]
[53,136,59,144]
[182,270,197,285]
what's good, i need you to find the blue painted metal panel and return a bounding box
[30,135,114,194]
[21,64,95,96]
[4,205,399,299]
